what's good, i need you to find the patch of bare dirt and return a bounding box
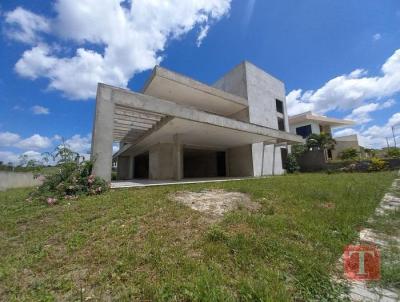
[171,189,260,218]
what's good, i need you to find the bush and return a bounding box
[386,147,400,158]
[292,144,307,157]
[29,160,109,204]
[286,154,300,173]
[368,157,387,172]
[339,148,359,161]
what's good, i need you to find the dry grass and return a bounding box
[0,171,397,301]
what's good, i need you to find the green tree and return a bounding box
[306,133,336,160]
[339,148,359,161]
[386,147,400,158]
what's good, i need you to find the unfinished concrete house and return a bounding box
[91,62,304,182]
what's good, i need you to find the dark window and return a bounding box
[296,125,312,138]
[276,99,284,114]
[277,117,285,131]
[281,148,288,169]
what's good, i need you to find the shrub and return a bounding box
[386,147,400,158]
[339,148,359,161]
[30,160,109,204]
[368,157,387,172]
[28,140,109,204]
[286,153,300,173]
[292,144,307,157]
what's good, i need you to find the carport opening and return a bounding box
[134,152,149,178]
[183,148,226,178]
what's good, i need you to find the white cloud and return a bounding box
[0,132,95,164]
[10,0,231,100]
[345,99,395,124]
[0,150,42,165]
[286,89,314,115]
[287,49,400,116]
[16,134,52,150]
[243,0,256,30]
[0,132,21,147]
[21,150,43,161]
[334,112,400,148]
[196,25,210,47]
[32,105,50,115]
[0,151,19,164]
[373,33,382,41]
[0,131,53,150]
[65,134,91,155]
[4,7,50,44]
[333,128,358,138]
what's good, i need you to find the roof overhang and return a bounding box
[289,111,354,127]
[142,66,248,116]
[101,84,304,158]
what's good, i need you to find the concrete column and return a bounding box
[128,155,134,179]
[173,134,183,180]
[91,86,114,182]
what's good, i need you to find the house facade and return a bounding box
[91,62,303,182]
[288,111,358,159]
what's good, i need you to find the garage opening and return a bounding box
[134,152,149,178]
[184,148,226,178]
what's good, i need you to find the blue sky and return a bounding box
[1,0,400,164]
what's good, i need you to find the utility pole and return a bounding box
[386,137,390,149]
[392,126,397,148]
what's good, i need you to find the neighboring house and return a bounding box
[91,62,303,182]
[288,111,357,159]
[331,134,362,159]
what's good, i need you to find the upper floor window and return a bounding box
[296,125,312,138]
[277,117,285,131]
[276,99,284,114]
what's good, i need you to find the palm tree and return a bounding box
[306,132,336,160]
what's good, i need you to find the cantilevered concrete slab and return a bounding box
[289,111,354,127]
[92,83,304,181]
[142,66,248,116]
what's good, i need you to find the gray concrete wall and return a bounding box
[149,143,175,180]
[297,150,327,172]
[0,171,42,191]
[331,136,360,159]
[183,149,218,178]
[227,145,253,177]
[228,108,249,122]
[244,62,288,176]
[213,62,289,176]
[213,62,248,100]
[117,156,130,180]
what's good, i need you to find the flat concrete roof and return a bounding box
[101,84,304,158]
[142,66,248,116]
[289,111,354,127]
[334,134,358,142]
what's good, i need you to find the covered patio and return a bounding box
[91,82,304,182]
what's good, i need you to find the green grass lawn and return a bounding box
[0,172,397,301]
